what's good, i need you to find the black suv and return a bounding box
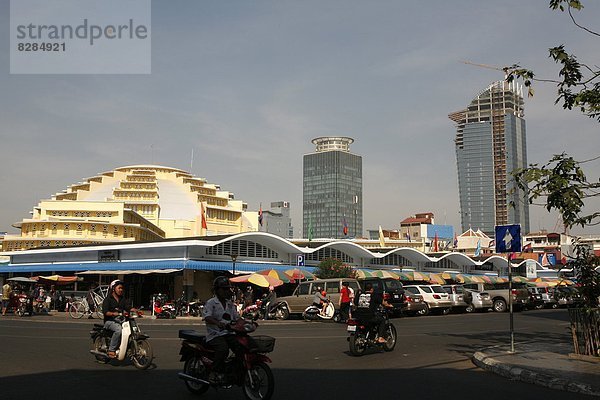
[357,278,406,316]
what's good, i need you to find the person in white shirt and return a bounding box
[202,276,240,382]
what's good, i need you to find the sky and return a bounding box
[1,0,599,238]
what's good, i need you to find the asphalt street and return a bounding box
[0,309,591,399]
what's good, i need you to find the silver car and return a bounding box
[463,288,493,313]
[442,284,469,311]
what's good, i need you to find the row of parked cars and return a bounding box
[277,277,584,318]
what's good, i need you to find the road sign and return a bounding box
[296,254,305,267]
[494,224,522,253]
[525,260,537,278]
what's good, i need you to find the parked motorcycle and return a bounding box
[178,318,275,400]
[242,299,289,321]
[346,308,397,356]
[153,293,176,319]
[302,301,339,322]
[15,294,33,317]
[89,312,154,370]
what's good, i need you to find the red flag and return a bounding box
[342,217,348,236]
[433,233,439,252]
[201,203,208,229]
[258,205,263,226]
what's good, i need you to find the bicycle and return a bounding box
[68,286,107,319]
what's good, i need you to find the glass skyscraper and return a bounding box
[449,81,530,236]
[303,137,362,239]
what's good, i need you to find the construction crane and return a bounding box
[460,60,509,77]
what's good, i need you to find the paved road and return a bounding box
[0,309,591,399]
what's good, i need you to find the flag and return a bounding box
[474,239,481,257]
[406,231,411,242]
[308,217,314,242]
[433,233,439,252]
[523,242,532,252]
[453,234,458,248]
[540,253,551,267]
[488,239,495,249]
[258,204,263,226]
[378,225,386,247]
[342,216,348,236]
[200,202,208,230]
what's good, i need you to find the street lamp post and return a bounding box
[230,253,238,276]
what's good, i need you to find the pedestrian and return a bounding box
[2,281,12,316]
[244,285,254,308]
[339,281,352,323]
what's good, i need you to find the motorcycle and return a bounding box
[15,294,33,317]
[153,293,176,319]
[302,301,339,322]
[178,318,276,400]
[346,308,397,356]
[242,299,290,321]
[89,312,154,370]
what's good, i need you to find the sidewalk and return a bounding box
[473,341,600,397]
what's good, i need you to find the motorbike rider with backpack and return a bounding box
[262,286,277,320]
[354,283,391,344]
[102,280,135,358]
[202,276,240,383]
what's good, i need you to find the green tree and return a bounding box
[508,0,600,305]
[506,0,600,356]
[313,258,355,279]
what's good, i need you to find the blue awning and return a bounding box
[0,260,312,274]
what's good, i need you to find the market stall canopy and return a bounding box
[284,268,316,280]
[34,275,81,285]
[7,277,37,283]
[230,273,284,288]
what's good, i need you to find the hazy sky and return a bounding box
[1,0,599,237]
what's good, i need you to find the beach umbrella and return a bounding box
[255,269,295,283]
[427,273,446,285]
[354,269,377,279]
[441,272,461,281]
[230,273,284,288]
[396,271,429,282]
[511,276,529,283]
[284,268,316,280]
[34,275,80,285]
[455,274,484,284]
[371,270,401,279]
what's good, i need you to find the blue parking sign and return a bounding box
[296,254,305,266]
[495,224,522,253]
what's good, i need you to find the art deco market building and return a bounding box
[1,165,258,252]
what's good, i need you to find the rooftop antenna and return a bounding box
[190,148,194,173]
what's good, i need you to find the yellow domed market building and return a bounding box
[1,165,258,252]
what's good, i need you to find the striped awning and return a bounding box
[0,259,311,274]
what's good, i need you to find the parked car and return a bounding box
[528,286,557,309]
[403,292,428,316]
[526,287,545,310]
[551,286,582,308]
[441,284,469,312]
[462,282,529,312]
[403,284,452,315]
[463,288,492,313]
[277,278,360,315]
[357,277,406,316]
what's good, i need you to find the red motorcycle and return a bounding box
[178,319,275,400]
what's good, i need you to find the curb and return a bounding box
[472,351,600,397]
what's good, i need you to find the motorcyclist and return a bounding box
[202,276,240,383]
[312,286,329,316]
[102,280,135,358]
[354,283,391,344]
[263,286,277,320]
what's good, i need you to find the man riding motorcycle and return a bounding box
[354,283,391,343]
[102,280,136,358]
[202,276,240,383]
